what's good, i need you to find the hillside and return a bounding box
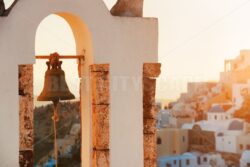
[34,101,81,165]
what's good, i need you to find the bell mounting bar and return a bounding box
[36,55,85,59]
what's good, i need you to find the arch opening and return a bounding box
[33,12,93,167]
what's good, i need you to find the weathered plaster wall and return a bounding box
[0,0,158,167]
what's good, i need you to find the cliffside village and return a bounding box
[34,102,81,167]
[157,50,250,167]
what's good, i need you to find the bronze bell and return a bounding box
[37,52,75,102]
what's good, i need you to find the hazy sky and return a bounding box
[96,0,250,100]
[35,15,80,98]
[142,0,250,100]
[6,0,250,100]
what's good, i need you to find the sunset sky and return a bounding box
[5,0,250,100]
[145,0,250,100]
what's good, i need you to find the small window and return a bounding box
[166,163,171,167]
[215,115,217,120]
[197,157,201,165]
[157,137,162,145]
[174,160,177,165]
[203,157,207,162]
[186,159,190,165]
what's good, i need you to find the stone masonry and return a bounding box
[143,63,161,167]
[19,65,34,167]
[90,64,110,167]
[18,62,159,167]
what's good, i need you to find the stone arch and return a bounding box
[0,0,112,66]
[34,12,111,167]
[55,12,93,58]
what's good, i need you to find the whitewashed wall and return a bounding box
[0,0,158,167]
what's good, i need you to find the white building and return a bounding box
[158,152,226,167]
[198,153,226,167]
[232,81,250,108]
[183,118,250,154]
[214,120,250,154]
[240,151,250,167]
[157,109,171,128]
[216,131,243,154]
[237,134,250,153]
[207,104,234,121]
[183,117,250,155]
[158,153,200,167]
[182,118,244,132]
[169,116,195,128]
[157,128,188,157]
[182,118,248,154]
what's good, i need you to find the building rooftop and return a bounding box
[158,153,196,161]
[182,118,244,132]
[208,104,232,113]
